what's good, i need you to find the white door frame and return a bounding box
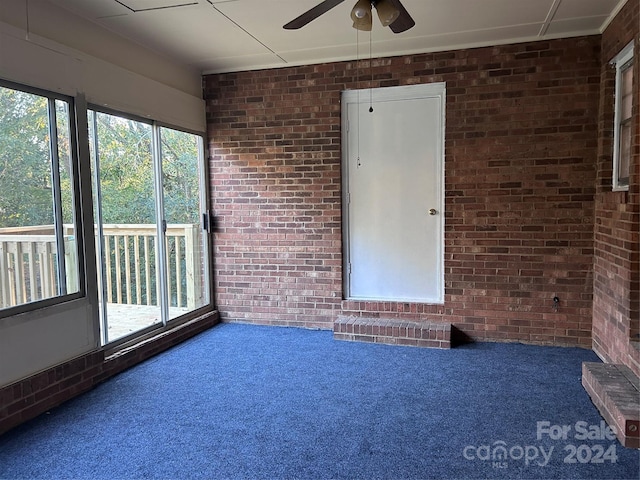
[341,82,446,303]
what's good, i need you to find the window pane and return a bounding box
[0,86,78,309]
[55,100,79,294]
[618,122,631,185]
[160,127,209,318]
[614,53,633,190]
[90,111,160,343]
[621,65,633,120]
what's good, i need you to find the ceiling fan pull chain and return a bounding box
[369,28,374,113]
[356,27,362,168]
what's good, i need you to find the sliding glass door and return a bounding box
[89,110,209,344]
[159,127,209,320]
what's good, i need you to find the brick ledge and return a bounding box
[582,362,640,449]
[334,315,451,349]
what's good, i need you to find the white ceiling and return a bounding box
[49,0,627,74]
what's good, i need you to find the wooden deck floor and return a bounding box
[104,303,190,342]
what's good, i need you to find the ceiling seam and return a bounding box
[205,0,288,64]
[538,0,562,37]
[114,0,199,13]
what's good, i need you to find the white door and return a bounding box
[342,83,445,303]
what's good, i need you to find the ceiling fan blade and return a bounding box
[387,0,415,33]
[283,0,346,29]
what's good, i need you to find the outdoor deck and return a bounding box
[104,303,190,342]
[1,223,204,343]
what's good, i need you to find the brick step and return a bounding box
[582,362,640,448]
[333,316,451,349]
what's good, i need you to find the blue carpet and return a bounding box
[0,323,638,479]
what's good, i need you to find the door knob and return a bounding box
[429,208,437,216]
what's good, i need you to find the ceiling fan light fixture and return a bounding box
[351,0,372,30]
[352,17,373,31]
[375,0,400,27]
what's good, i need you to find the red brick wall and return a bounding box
[205,36,601,346]
[593,0,640,376]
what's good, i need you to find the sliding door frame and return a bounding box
[88,104,214,347]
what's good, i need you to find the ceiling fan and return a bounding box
[283,0,415,33]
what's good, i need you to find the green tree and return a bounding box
[160,127,200,224]
[91,113,201,226]
[92,112,155,224]
[0,87,55,228]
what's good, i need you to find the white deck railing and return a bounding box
[0,224,202,310]
[0,229,77,308]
